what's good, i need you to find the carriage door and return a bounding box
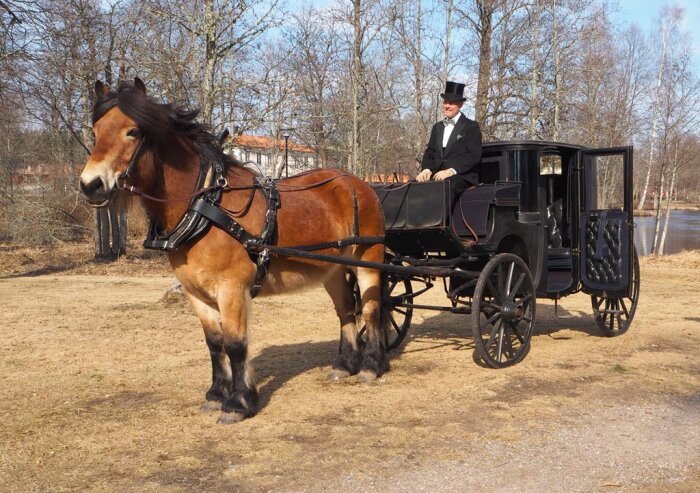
[579,147,633,296]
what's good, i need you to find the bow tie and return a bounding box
[443,118,455,126]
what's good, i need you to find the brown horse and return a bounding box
[79,78,388,423]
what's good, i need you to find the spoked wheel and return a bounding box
[471,253,535,368]
[347,270,413,351]
[591,247,640,337]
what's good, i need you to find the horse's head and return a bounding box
[79,78,148,207]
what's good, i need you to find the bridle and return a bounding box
[114,133,228,203]
[118,133,148,181]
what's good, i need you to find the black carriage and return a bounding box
[361,140,639,368]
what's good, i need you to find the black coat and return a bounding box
[421,114,482,187]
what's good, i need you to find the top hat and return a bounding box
[441,81,466,102]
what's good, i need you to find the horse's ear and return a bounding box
[94,80,110,99]
[134,77,147,94]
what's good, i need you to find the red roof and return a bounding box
[231,134,314,154]
[366,173,411,183]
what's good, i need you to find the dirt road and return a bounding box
[0,249,698,492]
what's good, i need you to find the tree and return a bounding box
[651,43,699,256]
[285,9,341,168]
[636,5,683,211]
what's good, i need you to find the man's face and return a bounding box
[442,100,463,119]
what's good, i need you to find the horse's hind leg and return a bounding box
[355,266,388,382]
[186,293,232,411]
[324,268,362,380]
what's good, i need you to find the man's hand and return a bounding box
[433,169,456,181]
[416,169,432,182]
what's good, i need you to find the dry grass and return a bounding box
[0,242,698,491]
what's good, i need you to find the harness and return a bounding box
[120,136,382,298]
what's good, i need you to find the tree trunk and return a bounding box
[658,143,679,256]
[94,203,127,259]
[414,0,425,163]
[552,0,561,141]
[637,15,676,210]
[350,0,363,176]
[528,0,540,138]
[202,0,216,125]
[651,169,665,257]
[442,0,453,86]
[98,207,110,258]
[475,0,493,126]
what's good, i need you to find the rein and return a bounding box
[117,134,383,298]
[118,180,226,204]
[117,153,362,205]
[120,135,148,180]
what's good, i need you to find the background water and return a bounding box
[633,210,700,256]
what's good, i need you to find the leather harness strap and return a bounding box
[129,139,382,298]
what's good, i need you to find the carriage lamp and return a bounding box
[539,154,562,175]
[280,127,296,178]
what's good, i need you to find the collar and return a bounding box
[444,113,461,125]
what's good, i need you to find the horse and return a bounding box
[79,78,388,424]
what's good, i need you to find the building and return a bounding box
[10,164,83,193]
[366,173,411,183]
[228,134,318,177]
[11,165,51,188]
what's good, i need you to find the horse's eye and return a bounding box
[127,128,140,138]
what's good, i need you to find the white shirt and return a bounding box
[442,113,461,147]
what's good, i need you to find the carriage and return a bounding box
[81,79,640,421]
[360,140,640,368]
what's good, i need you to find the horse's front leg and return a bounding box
[216,287,259,424]
[185,292,232,411]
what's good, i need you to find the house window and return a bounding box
[256,152,261,164]
[244,150,250,161]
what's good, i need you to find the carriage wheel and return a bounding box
[591,247,640,337]
[382,272,413,350]
[348,271,413,351]
[471,253,535,368]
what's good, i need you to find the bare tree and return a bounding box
[284,9,341,169]
[651,44,699,256]
[637,5,683,211]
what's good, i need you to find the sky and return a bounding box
[289,0,699,66]
[613,0,700,66]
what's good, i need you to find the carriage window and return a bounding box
[539,155,562,175]
[587,154,625,210]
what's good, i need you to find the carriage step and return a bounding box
[600,308,624,315]
[554,298,575,319]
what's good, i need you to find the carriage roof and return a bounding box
[482,140,586,152]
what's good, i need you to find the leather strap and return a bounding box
[190,199,261,248]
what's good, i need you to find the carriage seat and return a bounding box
[546,198,572,269]
[451,182,521,238]
[546,199,565,249]
[373,180,451,230]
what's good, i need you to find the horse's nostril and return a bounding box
[80,177,103,197]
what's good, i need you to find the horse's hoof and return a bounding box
[201,400,222,412]
[217,411,246,424]
[357,370,378,382]
[328,368,351,381]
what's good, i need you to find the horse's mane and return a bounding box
[93,80,238,172]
